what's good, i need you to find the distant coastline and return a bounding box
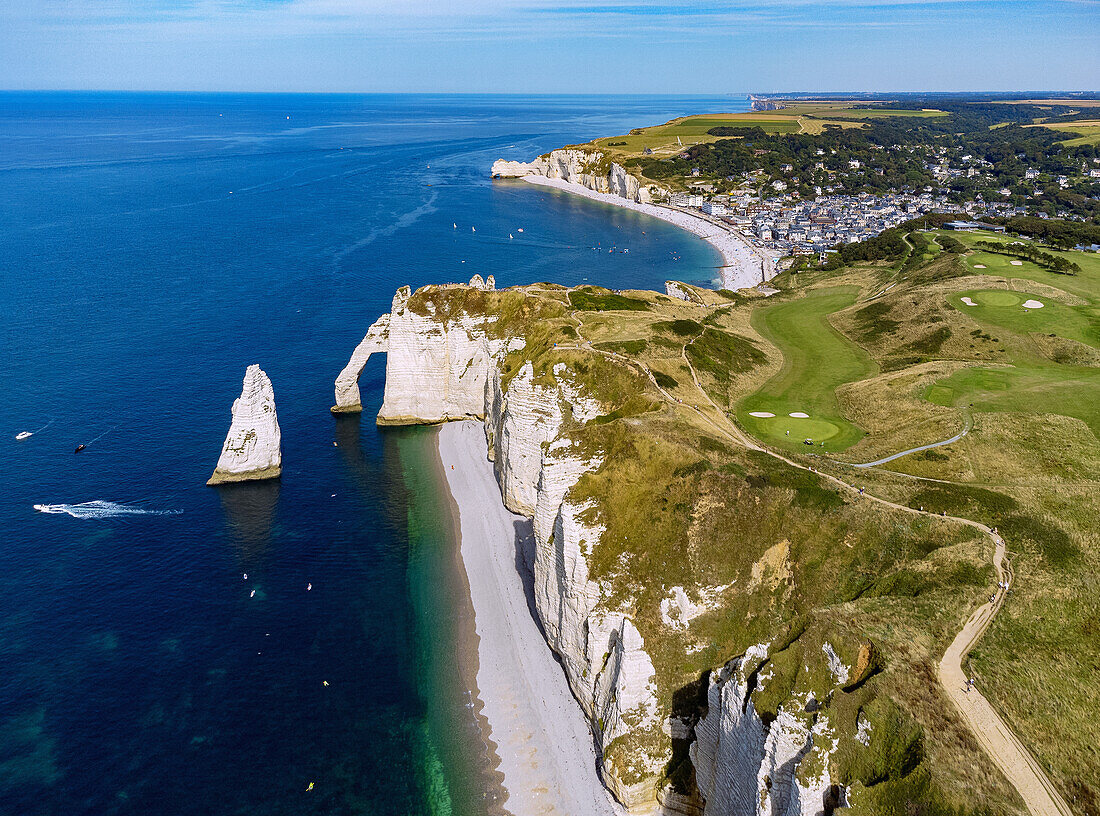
[520,175,773,290]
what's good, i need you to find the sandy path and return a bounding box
[852,416,972,468]
[437,421,624,816]
[938,536,1073,816]
[519,175,772,290]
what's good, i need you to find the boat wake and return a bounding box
[33,501,182,519]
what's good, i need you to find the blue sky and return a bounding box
[1,0,1097,92]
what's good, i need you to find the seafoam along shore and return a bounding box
[437,420,624,816]
[522,174,773,291]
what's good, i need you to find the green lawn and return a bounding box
[926,363,1100,437]
[949,289,1099,349]
[927,237,1100,437]
[1026,122,1100,146]
[941,230,1100,304]
[739,286,876,451]
[815,108,948,119]
[661,116,804,134]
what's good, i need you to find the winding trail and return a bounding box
[938,537,1073,816]
[562,311,1072,816]
[851,415,972,468]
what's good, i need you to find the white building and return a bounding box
[701,202,727,216]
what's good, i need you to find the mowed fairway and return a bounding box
[946,230,1100,303]
[927,364,1100,437]
[930,241,1100,437]
[740,286,876,450]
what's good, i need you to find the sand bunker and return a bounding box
[973,264,986,269]
[789,412,810,418]
[960,296,977,306]
[1022,299,1044,309]
[1010,260,1024,266]
[749,411,775,418]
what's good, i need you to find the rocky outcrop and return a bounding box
[492,148,656,204]
[332,314,389,412]
[376,285,509,425]
[665,281,706,304]
[208,364,281,485]
[331,276,506,418]
[691,646,846,816]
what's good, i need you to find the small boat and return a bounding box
[453,223,457,229]
[471,226,476,232]
[33,504,48,512]
[16,431,32,440]
[74,444,86,453]
[517,228,524,232]
[509,234,513,239]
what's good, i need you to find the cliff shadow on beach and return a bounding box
[511,518,547,641]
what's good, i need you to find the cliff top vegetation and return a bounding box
[406,224,1097,813]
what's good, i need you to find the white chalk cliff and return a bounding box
[335,282,667,811]
[492,148,658,204]
[332,277,509,421]
[208,364,282,485]
[335,282,846,814]
[691,648,846,816]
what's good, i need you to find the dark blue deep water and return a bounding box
[0,92,745,815]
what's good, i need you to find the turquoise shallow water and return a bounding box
[0,92,745,815]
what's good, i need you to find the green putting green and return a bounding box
[950,289,1098,349]
[740,286,875,451]
[974,290,1023,306]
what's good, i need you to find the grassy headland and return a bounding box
[409,219,1098,811]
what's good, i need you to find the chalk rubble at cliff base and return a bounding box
[208,364,282,485]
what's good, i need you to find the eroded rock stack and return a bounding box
[208,364,282,485]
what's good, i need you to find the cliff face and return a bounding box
[492,148,656,204]
[208,364,281,485]
[336,282,668,811]
[334,282,863,815]
[331,276,505,421]
[691,647,846,816]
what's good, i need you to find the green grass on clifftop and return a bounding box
[739,286,876,451]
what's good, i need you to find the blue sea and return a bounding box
[0,92,745,815]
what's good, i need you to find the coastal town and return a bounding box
[664,148,1098,262]
[557,95,1100,270]
[667,188,974,262]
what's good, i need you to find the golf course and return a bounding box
[738,286,876,451]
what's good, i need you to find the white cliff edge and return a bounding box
[492,148,659,204]
[691,648,848,816]
[208,364,282,485]
[332,275,497,417]
[334,282,846,814]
